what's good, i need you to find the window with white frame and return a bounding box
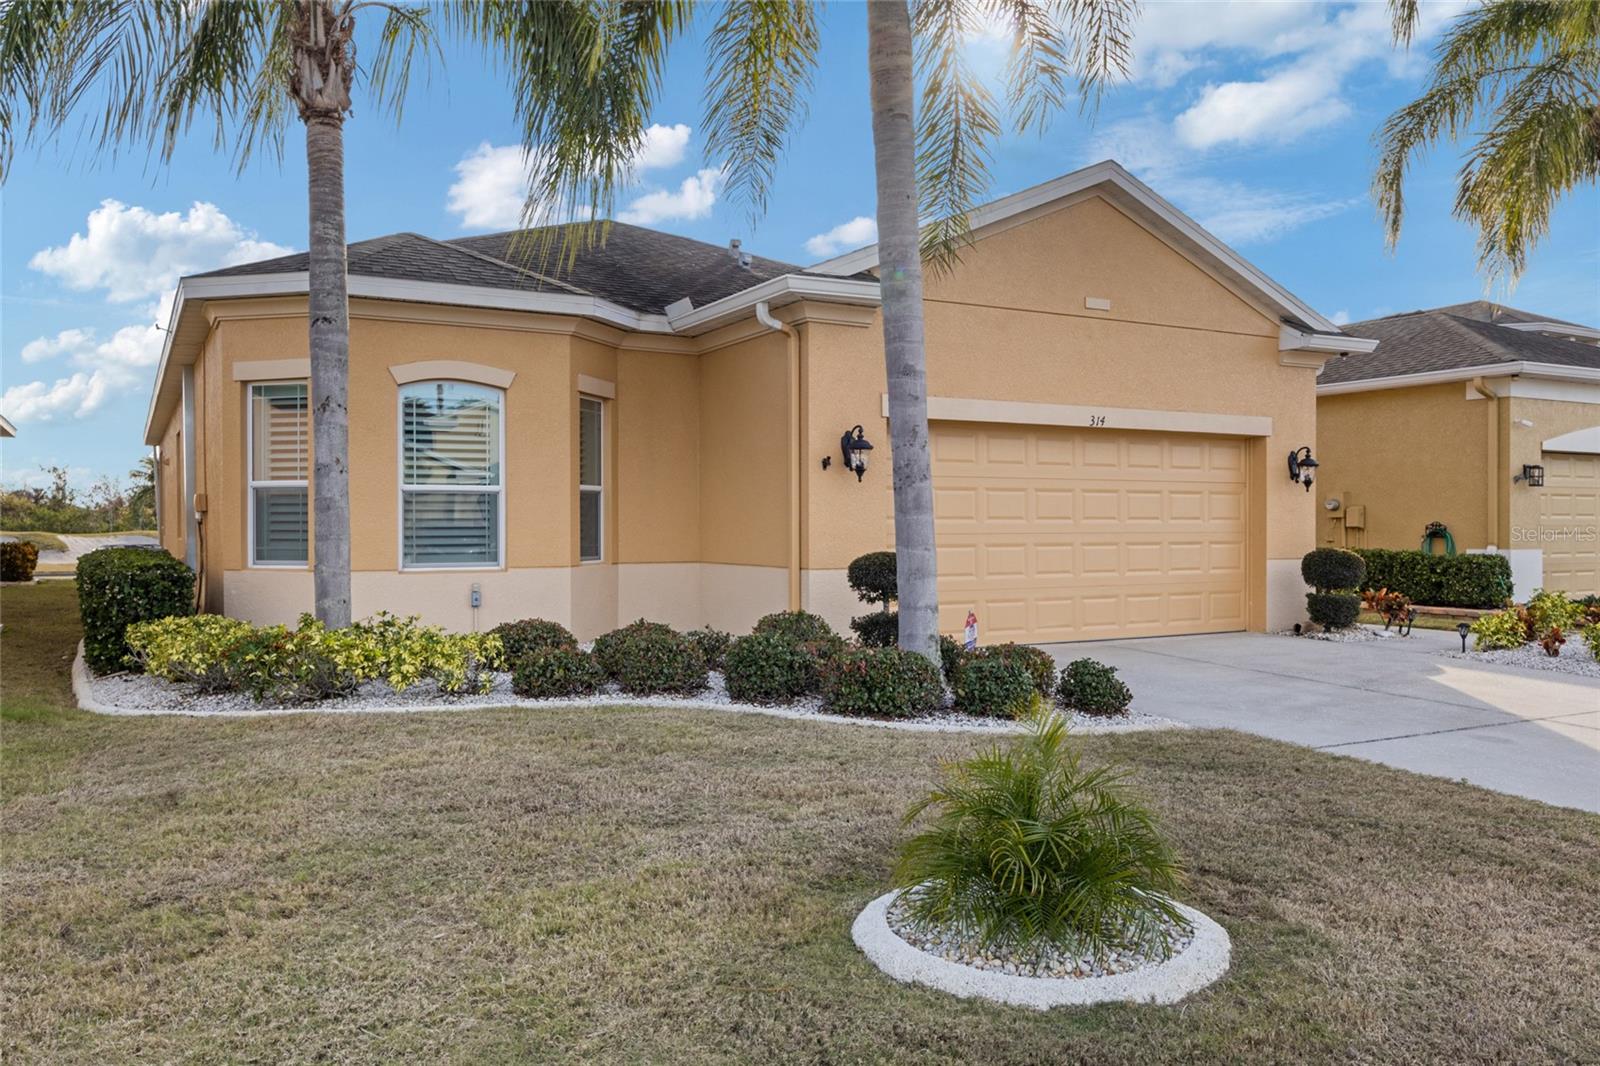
[249,382,309,565]
[579,396,603,562]
[400,381,503,568]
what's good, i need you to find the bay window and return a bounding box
[249,382,308,565]
[400,381,503,568]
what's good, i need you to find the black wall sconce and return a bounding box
[1287,446,1318,492]
[1513,464,1544,487]
[827,425,874,481]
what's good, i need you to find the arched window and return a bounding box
[399,381,503,568]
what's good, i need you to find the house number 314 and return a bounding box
[1087,414,1107,427]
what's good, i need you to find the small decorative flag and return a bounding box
[963,610,978,651]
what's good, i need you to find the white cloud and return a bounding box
[1087,118,1358,245]
[1175,63,1352,150]
[447,143,533,230]
[448,124,697,231]
[805,216,878,258]
[634,123,691,171]
[29,200,289,302]
[20,328,94,364]
[1329,309,1352,326]
[618,168,725,226]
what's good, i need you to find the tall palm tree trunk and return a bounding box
[867,0,939,666]
[305,112,352,628]
[292,0,355,628]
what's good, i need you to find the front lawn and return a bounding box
[3,581,1597,1063]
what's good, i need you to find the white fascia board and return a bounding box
[1280,325,1380,355]
[1501,321,1600,343]
[1316,361,1600,396]
[664,274,881,335]
[142,278,193,445]
[1542,426,1600,454]
[0,413,16,437]
[808,158,1342,335]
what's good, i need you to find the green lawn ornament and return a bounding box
[1420,521,1456,556]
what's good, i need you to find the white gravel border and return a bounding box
[1443,643,1600,679]
[851,890,1230,1008]
[71,642,1183,735]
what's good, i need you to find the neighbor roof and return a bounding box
[1319,304,1600,387]
[195,223,822,316]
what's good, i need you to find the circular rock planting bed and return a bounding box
[852,889,1230,1008]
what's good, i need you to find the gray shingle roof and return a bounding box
[1319,304,1600,385]
[194,222,839,315]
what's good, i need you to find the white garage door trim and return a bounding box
[885,394,1272,438]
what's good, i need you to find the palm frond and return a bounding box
[1388,0,1420,46]
[701,0,820,221]
[366,2,441,128]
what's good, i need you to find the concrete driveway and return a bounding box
[1041,628,1600,813]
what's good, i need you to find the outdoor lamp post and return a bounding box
[840,425,874,482]
[1288,446,1319,492]
[1457,621,1471,653]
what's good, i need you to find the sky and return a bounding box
[3,0,1597,491]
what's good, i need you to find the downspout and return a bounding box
[755,300,803,610]
[1470,377,1499,547]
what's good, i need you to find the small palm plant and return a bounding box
[893,699,1186,960]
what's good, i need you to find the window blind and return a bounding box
[250,383,308,565]
[400,381,503,567]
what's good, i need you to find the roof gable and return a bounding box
[1321,306,1600,387]
[808,159,1343,335]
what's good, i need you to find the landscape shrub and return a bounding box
[1362,587,1413,630]
[511,647,605,699]
[346,612,502,694]
[77,546,194,672]
[592,619,677,678]
[893,704,1186,957]
[1583,624,1600,662]
[1353,548,1512,608]
[605,625,706,696]
[723,632,819,704]
[1470,607,1528,651]
[686,627,733,670]
[1,540,39,582]
[221,618,372,704]
[1301,547,1366,592]
[970,643,1056,699]
[125,614,256,693]
[1525,589,1586,636]
[820,647,942,719]
[1056,658,1133,717]
[1539,627,1566,658]
[752,610,837,647]
[850,610,899,648]
[490,618,576,663]
[1306,591,1362,630]
[939,635,969,685]
[847,551,898,607]
[953,654,1036,718]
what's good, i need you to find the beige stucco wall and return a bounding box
[1316,382,1492,552]
[798,194,1319,633]
[1507,393,1600,551]
[191,191,1322,640]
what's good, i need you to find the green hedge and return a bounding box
[77,547,194,672]
[1354,548,1512,609]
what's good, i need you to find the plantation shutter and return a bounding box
[400,382,502,566]
[250,383,309,564]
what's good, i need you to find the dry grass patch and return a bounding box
[2,583,1597,1064]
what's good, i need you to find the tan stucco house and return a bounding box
[1317,302,1600,597]
[145,160,1369,642]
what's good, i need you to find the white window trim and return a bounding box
[397,381,507,572]
[579,395,604,564]
[246,380,309,569]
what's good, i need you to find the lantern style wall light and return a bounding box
[1287,446,1318,492]
[1513,464,1544,487]
[834,425,874,481]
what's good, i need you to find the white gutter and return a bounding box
[1317,361,1600,396]
[1500,321,1600,344]
[1279,325,1379,356]
[664,273,880,335]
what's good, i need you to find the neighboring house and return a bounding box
[145,159,1368,642]
[1317,302,1600,597]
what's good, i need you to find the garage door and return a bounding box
[931,423,1249,643]
[1538,452,1600,595]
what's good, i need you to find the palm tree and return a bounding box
[1377,0,1600,281]
[1,0,687,626]
[702,0,1136,663]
